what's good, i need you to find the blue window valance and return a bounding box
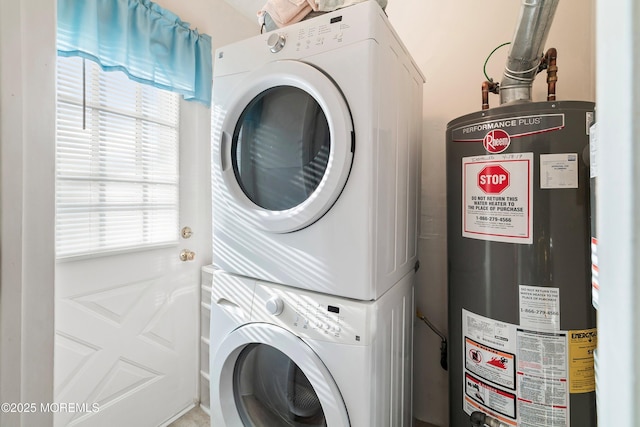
[57,0,212,106]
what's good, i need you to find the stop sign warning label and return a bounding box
[463,154,533,244]
[478,165,510,194]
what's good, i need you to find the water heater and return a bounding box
[446,100,597,427]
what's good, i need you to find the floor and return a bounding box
[169,406,209,427]
[169,406,440,427]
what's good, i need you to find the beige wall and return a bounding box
[384,1,595,425]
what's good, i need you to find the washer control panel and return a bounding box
[292,299,342,334]
[252,281,370,345]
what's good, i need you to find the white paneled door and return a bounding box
[54,249,199,427]
[54,66,209,426]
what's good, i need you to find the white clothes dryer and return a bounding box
[209,269,414,427]
[211,0,425,300]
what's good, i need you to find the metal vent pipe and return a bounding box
[500,0,559,105]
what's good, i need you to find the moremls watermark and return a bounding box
[1,402,100,413]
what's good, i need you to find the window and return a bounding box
[55,56,180,258]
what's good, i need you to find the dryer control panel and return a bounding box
[291,17,351,53]
[266,18,353,56]
[252,281,371,346]
[261,1,385,57]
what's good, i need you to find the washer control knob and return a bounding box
[266,296,284,316]
[267,33,286,53]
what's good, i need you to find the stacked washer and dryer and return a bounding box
[209,2,424,426]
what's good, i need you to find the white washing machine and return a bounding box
[209,269,414,426]
[211,0,425,300]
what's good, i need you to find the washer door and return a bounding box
[216,60,354,233]
[210,323,350,427]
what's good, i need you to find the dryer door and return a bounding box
[216,60,354,233]
[210,323,350,427]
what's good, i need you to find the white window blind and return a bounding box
[56,56,180,258]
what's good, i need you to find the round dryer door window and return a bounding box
[217,60,354,233]
[232,86,330,212]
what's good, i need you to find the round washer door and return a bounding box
[217,60,354,233]
[210,323,350,427]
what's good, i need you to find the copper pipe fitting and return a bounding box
[481,81,499,110]
[543,47,558,101]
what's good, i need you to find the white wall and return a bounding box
[384,1,595,425]
[595,0,640,425]
[151,0,257,268]
[155,0,258,52]
[1,1,56,425]
[0,1,255,426]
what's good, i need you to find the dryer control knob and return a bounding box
[266,296,284,316]
[267,33,286,53]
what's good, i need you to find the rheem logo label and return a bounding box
[483,129,511,153]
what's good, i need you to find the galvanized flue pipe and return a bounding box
[499,0,559,105]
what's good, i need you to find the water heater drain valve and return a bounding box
[416,309,448,371]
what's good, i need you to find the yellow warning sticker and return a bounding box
[568,328,597,393]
